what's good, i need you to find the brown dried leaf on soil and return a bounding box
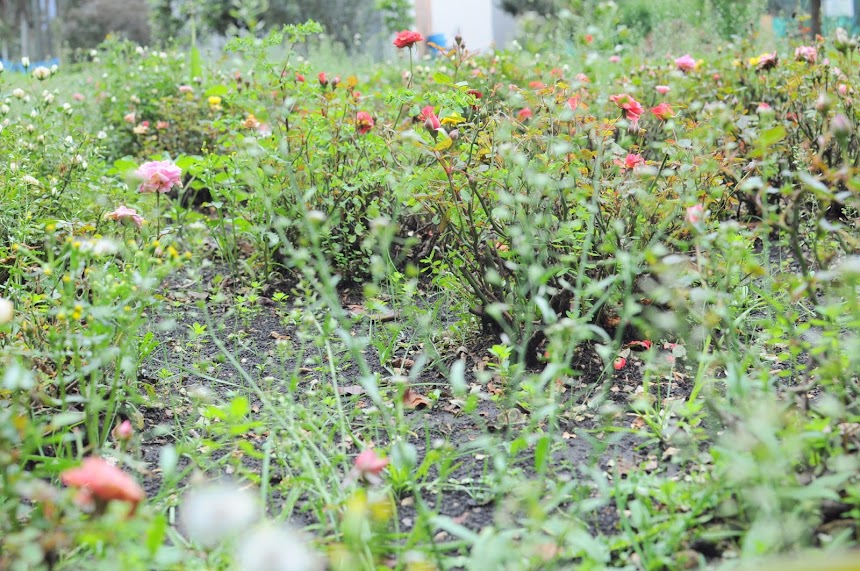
[403,387,432,410]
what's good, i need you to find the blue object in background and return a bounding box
[0,57,60,73]
[426,34,446,57]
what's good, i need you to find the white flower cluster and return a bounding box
[179,482,323,570]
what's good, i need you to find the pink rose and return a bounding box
[686,204,705,225]
[420,105,441,132]
[517,107,533,121]
[113,420,134,441]
[795,45,818,64]
[651,102,674,121]
[106,205,145,228]
[615,153,645,170]
[655,85,670,95]
[575,73,590,83]
[609,93,644,124]
[135,160,182,194]
[123,112,136,123]
[349,449,389,485]
[674,54,696,72]
[609,55,621,63]
[61,457,145,515]
[73,93,85,101]
[756,102,773,114]
[178,85,194,94]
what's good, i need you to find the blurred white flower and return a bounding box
[97,130,107,139]
[12,88,25,100]
[50,64,58,74]
[80,238,119,256]
[0,62,4,73]
[234,524,323,571]
[180,483,261,549]
[0,298,13,324]
[21,56,30,68]
[22,175,40,186]
[32,66,51,80]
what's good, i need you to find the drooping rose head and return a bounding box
[61,457,144,514]
[318,72,328,87]
[609,93,644,124]
[106,205,145,229]
[135,160,182,194]
[674,54,696,72]
[567,95,580,111]
[393,30,424,49]
[355,111,374,135]
[655,85,670,95]
[651,102,674,121]
[756,52,779,71]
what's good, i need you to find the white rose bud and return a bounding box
[21,56,30,68]
[12,88,25,99]
[32,66,51,80]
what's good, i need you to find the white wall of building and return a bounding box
[428,0,497,51]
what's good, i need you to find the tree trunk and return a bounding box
[810,0,822,37]
[19,1,30,58]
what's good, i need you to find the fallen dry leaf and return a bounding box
[270,331,290,340]
[403,387,431,410]
[337,385,365,396]
[390,357,415,370]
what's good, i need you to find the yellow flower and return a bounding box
[441,112,466,126]
[208,96,222,108]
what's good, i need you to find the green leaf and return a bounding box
[205,85,228,97]
[113,157,138,173]
[146,514,168,556]
[49,412,85,430]
[432,71,452,84]
[432,136,453,152]
[759,125,786,147]
[534,434,550,473]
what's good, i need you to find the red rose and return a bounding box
[356,111,374,135]
[393,30,424,49]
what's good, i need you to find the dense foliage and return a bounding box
[1,14,859,571]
